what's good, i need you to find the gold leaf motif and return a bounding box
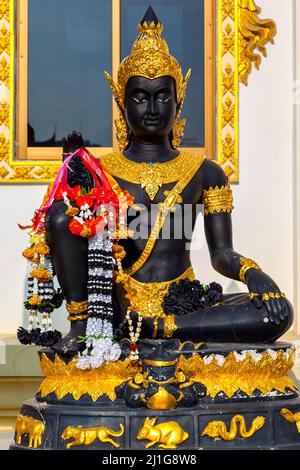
[202,415,265,441]
[0,0,9,22]
[0,24,9,54]
[238,0,277,85]
[38,353,140,402]
[179,349,297,398]
[0,56,9,86]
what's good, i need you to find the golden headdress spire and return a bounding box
[105,6,191,149]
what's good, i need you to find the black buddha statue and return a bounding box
[43,6,293,357]
[13,6,299,452]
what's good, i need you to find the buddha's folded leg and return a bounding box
[173,293,294,343]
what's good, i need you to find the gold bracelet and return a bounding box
[152,319,159,339]
[67,313,89,321]
[66,300,89,315]
[239,258,261,284]
[262,292,286,302]
[163,315,178,339]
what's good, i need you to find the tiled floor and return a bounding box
[1,367,299,451]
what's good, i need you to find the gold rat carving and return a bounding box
[136,417,189,449]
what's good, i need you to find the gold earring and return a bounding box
[171,69,191,149]
[115,115,129,151]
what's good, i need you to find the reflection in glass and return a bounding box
[121,0,205,148]
[28,0,112,147]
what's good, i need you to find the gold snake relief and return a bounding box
[280,409,300,433]
[201,415,265,441]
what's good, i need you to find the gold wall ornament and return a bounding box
[202,183,234,216]
[280,409,300,433]
[15,415,45,449]
[238,0,277,86]
[201,415,265,441]
[61,423,124,449]
[38,353,140,402]
[136,417,189,449]
[218,0,239,181]
[178,348,297,399]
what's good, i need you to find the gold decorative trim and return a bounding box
[238,0,277,86]
[100,150,197,201]
[38,353,140,402]
[178,348,297,399]
[201,415,265,441]
[202,183,234,216]
[239,257,261,283]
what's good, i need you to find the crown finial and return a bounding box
[140,6,159,25]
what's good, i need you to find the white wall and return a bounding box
[192,0,296,332]
[0,0,297,335]
[295,0,300,334]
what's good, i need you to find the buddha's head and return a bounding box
[105,6,191,149]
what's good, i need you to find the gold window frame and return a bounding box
[0,0,276,183]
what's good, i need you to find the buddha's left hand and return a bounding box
[245,270,288,325]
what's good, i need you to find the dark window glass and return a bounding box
[27,0,112,148]
[121,0,205,147]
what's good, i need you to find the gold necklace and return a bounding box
[100,151,199,200]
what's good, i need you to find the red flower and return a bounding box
[130,344,139,352]
[69,218,83,236]
[76,194,94,208]
[53,184,64,200]
[86,216,106,235]
[67,185,81,200]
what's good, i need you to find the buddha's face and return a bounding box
[124,76,178,141]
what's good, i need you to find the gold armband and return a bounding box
[239,258,261,284]
[202,183,233,216]
[66,300,89,315]
[163,315,178,339]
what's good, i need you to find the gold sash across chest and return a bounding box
[123,154,205,277]
[100,151,200,200]
[111,154,205,319]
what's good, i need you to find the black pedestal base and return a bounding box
[10,396,300,450]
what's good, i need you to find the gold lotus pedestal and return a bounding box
[10,341,300,450]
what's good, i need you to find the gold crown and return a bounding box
[104,10,191,150]
[104,18,191,109]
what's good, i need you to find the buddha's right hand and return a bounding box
[62,130,84,161]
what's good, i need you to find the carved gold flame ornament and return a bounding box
[280,409,300,434]
[238,0,277,85]
[137,417,189,449]
[61,423,124,449]
[202,415,265,441]
[15,415,45,449]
